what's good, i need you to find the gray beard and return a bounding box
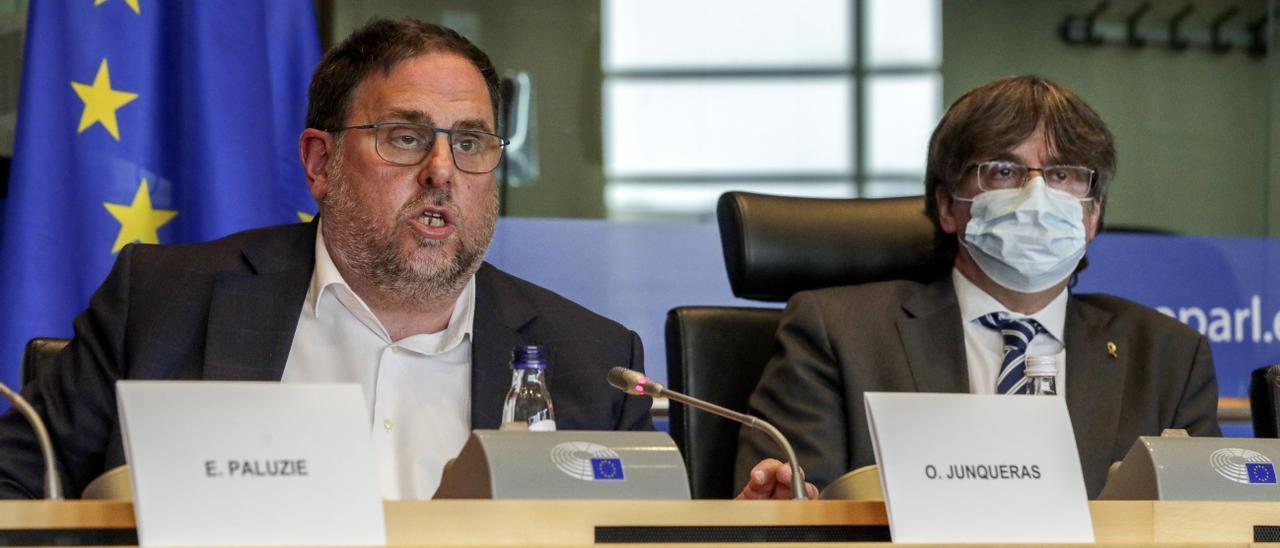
[319,150,497,308]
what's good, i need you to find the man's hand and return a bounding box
[735,458,819,500]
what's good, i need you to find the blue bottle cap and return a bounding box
[511,345,548,370]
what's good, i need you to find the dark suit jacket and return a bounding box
[735,278,1221,498]
[0,221,652,498]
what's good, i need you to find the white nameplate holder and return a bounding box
[118,381,385,546]
[865,392,1093,544]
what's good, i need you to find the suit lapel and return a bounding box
[203,223,316,381]
[1063,296,1123,483]
[898,279,969,393]
[470,264,536,429]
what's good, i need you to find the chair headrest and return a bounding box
[716,191,937,302]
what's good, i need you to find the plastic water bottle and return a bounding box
[500,345,557,431]
[1025,355,1058,396]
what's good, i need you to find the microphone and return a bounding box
[607,367,808,500]
[0,382,62,500]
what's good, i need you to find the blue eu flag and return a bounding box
[0,1,321,400]
[1247,462,1276,484]
[591,458,625,481]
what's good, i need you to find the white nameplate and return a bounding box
[865,392,1092,544]
[118,381,385,546]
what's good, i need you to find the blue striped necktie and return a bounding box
[978,313,1047,394]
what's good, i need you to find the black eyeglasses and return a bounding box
[967,161,1096,199]
[328,122,509,174]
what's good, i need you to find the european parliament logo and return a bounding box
[1209,447,1276,485]
[550,441,625,481]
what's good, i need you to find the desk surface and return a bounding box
[2,499,1278,546]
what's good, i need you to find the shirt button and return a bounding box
[383,419,394,430]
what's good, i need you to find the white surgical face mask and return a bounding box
[956,176,1089,293]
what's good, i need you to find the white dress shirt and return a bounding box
[953,269,1069,396]
[281,222,475,499]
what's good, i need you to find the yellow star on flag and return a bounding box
[297,211,315,223]
[70,59,139,141]
[94,0,141,15]
[103,178,178,253]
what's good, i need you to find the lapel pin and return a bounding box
[1107,342,1118,358]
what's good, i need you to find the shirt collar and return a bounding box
[307,220,476,351]
[952,268,1068,343]
[308,219,344,318]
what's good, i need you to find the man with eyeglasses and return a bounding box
[735,75,1221,500]
[0,19,652,500]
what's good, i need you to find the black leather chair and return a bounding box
[1249,365,1280,438]
[21,337,69,387]
[665,191,934,498]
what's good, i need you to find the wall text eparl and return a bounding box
[1157,295,1280,344]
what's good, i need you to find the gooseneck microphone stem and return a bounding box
[0,382,62,500]
[661,390,807,500]
[607,367,807,500]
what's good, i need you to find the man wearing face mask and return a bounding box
[735,75,1221,500]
